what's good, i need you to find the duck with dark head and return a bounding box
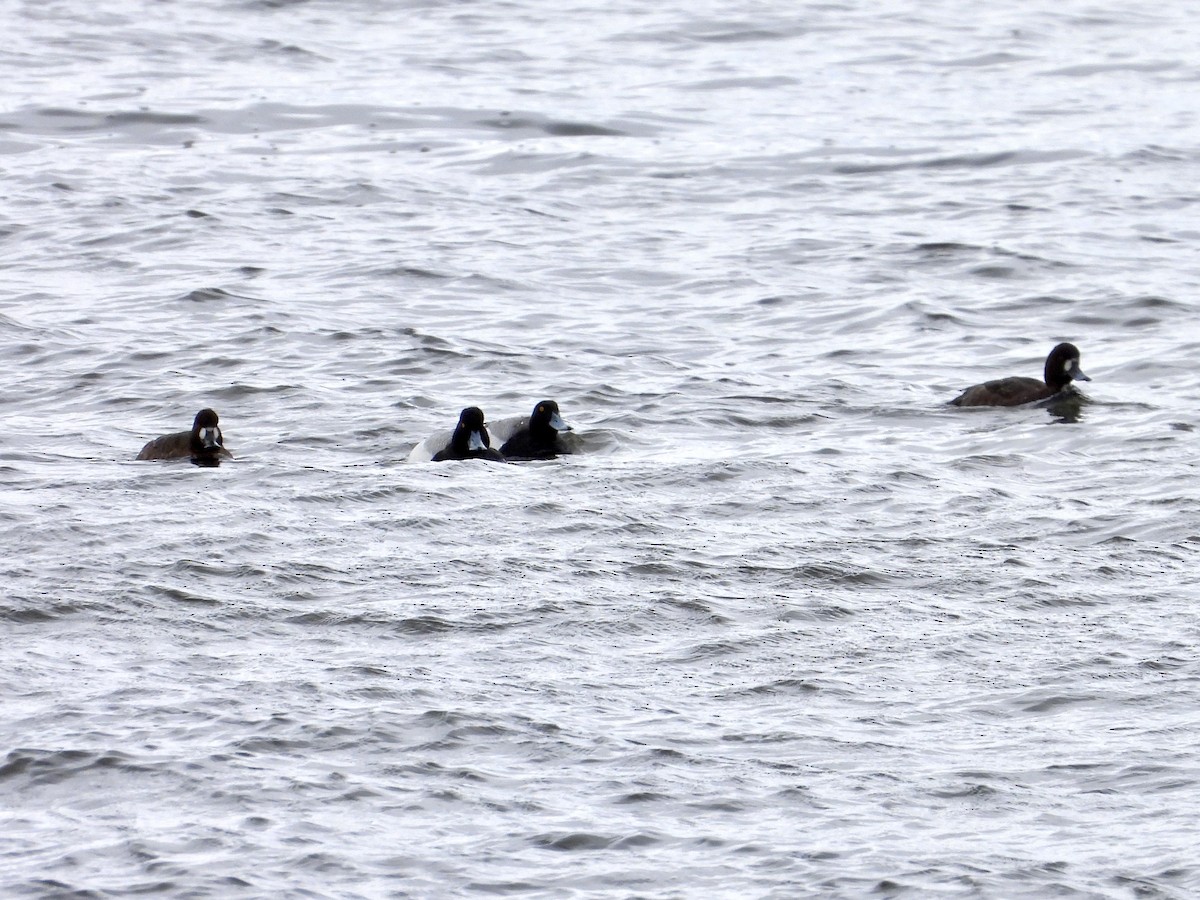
[432,407,506,462]
[499,400,573,460]
[950,343,1091,408]
[136,408,232,467]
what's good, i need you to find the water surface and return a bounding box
[3,0,1200,896]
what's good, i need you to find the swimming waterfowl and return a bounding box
[950,342,1091,407]
[431,407,506,462]
[136,408,232,466]
[499,400,573,459]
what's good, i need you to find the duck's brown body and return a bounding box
[950,343,1090,407]
[136,408,232,466]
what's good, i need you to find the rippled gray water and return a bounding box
[3,0,1200,897]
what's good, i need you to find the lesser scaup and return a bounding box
[950,342,1091,407]
[136,408,232,466]
[498,400,573,459]
[431,407,506,462]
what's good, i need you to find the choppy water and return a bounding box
[3,0,1200,897]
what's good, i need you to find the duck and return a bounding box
[498,400,573,459]
[949,342,1091,407]
[431,407,506,462]
[136,408,232,466]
